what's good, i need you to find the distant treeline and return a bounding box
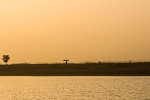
[3,60,150,65]
[0,62,150,76]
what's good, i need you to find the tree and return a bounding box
[2,55,10,65]
[63,59,69,64]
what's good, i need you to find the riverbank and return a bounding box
[0,62,150,76]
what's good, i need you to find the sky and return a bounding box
[0,0,150,64]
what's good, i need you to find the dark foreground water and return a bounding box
[0,76,149,100]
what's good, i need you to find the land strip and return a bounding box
[0,62,150,76]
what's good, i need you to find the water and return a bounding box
[0,76,149,100]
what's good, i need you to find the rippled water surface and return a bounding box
[0,76,149,100]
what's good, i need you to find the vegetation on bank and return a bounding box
[0,62,149,76]
[2,55,10,65]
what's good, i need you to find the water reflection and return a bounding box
[0,76,149,100]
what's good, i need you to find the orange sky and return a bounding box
[0,0,150,64]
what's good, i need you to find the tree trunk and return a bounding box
[66,61,67,64]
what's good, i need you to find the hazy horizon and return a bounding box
[0,0,150,64]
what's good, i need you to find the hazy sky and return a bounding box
[0,0,150,63]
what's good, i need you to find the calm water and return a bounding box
[0,76,149,100]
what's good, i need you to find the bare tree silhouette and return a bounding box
[2,55,10,65]
[63,59,69,64]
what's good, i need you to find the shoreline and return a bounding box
[0,62,150,76]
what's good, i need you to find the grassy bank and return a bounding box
[0,62,150,76]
